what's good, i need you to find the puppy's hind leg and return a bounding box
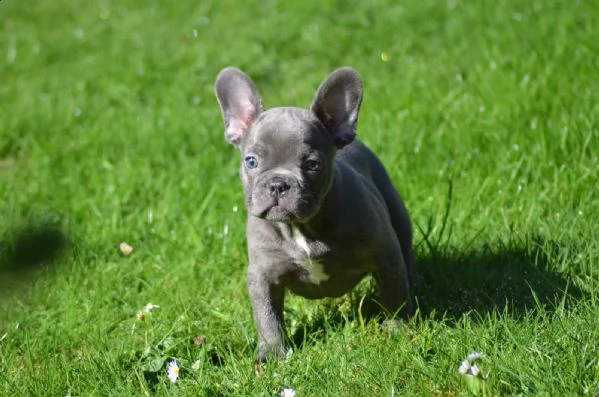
[376,250,413,320]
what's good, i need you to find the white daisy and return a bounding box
[458,352,486,377]
[167,360,180,383]
[280,388,296,397]
[458,359,471,375]
[119,242,133,256]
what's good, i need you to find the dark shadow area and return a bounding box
[290,305,342,351]
[289,283,388,351]
[0,221,69,295]
[290,230,586,349]
[413,232,586,319]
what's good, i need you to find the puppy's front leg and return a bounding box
[247,267,286,362]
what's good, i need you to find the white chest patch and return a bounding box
[292,226,329,284]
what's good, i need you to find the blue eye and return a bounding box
[305,159,321,171]
[244,155,258,169]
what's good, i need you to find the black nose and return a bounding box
[268,178,291,198]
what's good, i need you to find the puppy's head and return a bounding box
[215,67,363,223]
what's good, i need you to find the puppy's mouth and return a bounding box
[251,195,317,223]
[261,203,297,222]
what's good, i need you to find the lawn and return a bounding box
[1,0,598,395]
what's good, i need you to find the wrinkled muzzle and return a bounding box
[247,173,318,223]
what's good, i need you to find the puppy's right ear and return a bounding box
[215,67,264,147]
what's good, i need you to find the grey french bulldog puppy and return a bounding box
[215,67,415,362]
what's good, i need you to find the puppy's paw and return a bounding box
[257,343,287,363]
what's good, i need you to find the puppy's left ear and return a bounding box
[215,67,264,147]
[310,68,363,148]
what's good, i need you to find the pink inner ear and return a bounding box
[242,109,254,128]
[228,118,247,132]
[225,100,256,145]
[237,98,256,128]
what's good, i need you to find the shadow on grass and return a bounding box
[290,232,585,350]
[414,232,584,319]
[0,221,69,296]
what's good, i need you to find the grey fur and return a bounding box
[215,67,414,361]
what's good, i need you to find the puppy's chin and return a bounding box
[263,206,297,223]
[251,202,317,224]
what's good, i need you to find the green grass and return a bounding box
[1,0,598,395]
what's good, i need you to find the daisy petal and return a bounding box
[167,360,180,383]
